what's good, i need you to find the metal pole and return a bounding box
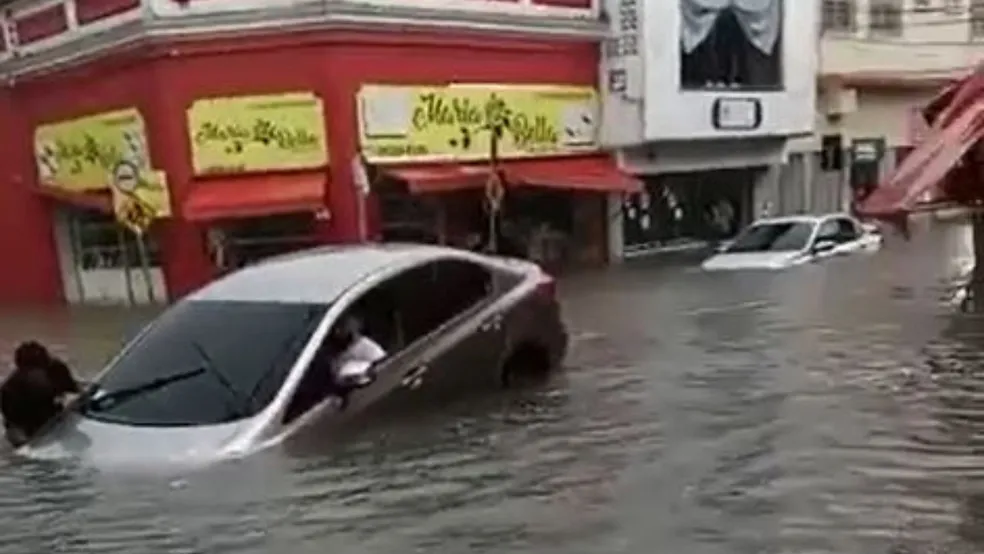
[357,192,368,242]
[970,209,984,312]
[66,210,86,304]
[116,224,136,307]
[135,231,156,304]
[487,126,500,254]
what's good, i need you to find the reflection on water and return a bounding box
[1,217,984,553]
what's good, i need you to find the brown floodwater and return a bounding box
[0,217,980,554]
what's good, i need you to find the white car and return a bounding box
[701,214,882,271]
[17,244,567,468]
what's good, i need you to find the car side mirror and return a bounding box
[811,240,835,255]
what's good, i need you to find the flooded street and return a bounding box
[1,219,984,554]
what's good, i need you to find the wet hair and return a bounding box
[13,341,50,370]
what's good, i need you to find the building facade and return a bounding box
[811,0,984,209]
[600,0,820,257]
[0,0,639,306]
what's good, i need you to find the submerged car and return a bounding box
[701,213,882,271]
[19,244,567,466]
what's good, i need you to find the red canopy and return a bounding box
[857,66,984,219]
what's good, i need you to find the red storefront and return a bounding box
[0,25,634,306]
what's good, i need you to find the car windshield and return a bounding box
[725,221,815,253]
[78,300,327,427]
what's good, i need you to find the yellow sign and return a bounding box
[110,163,172,235]
[358,84,599,164]
[34,108,150,192]
[188,92,328,175]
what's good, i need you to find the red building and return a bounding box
[0,0,636,305]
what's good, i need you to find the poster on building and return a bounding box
[34,108,150,192]
[187,92,328,175]
[110,161,172,236]
[357,84,600,164]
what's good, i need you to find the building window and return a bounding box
[972,0,984,38]
[822,0,856,33]
[868,0,903,37]
[679,0,784,90]
[944,0,964,14]
[71,209,161,270]
[912,0,932,11]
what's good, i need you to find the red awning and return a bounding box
[381,164,490,194]
[33,186,113,213]
[183,173,327,222]
[382,155,641,194]
[504,155,643,193]
[857,98,984,218]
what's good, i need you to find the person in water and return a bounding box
[1,341,80,447]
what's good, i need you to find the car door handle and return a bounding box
[479,313,502,332]
[401,365,427,388]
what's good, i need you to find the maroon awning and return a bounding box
[857,97,984,218]
[183,173,327,222]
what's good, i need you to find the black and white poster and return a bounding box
[679,0,783,90]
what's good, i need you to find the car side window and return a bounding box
[834,218,860,242]
[816,220,839,242]
[281,269,419,425]
[400,259,494,346]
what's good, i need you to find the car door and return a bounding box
[420,260,508,396]
[341,259,502,417]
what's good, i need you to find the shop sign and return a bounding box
[358,84,599,164]
[110,161,172,235]
[187,92,328,175]
[34,108,151,192]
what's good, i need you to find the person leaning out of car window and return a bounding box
[327,315,387,390]
[1,341,80,448]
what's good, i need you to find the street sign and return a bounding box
[111,161,154,235]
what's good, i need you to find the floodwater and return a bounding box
[0,217,983,554]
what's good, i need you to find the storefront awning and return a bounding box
[183,173,327,222]
[33,186,113,213]
[857,98,984,218]
[504,156,643,193]
[381,164,489,194]
[381,155,641,194]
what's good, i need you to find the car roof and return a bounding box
[186,243,488,304]
[751,213,854,226]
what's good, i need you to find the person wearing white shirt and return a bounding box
[328,315,387,389]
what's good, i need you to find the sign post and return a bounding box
[110,161,173,304]
[482,94,511,254]
[111,161,155,304]
[351,154,372,242]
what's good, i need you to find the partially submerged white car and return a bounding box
[17,244,567,468]
[701,213,882,271]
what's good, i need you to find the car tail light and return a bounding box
[536,275,557,300]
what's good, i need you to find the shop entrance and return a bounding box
[53,207,167,305]
[205,213,319,274]
[375,178,609,271]
[622,167,757,255]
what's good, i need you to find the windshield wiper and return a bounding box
[84,367,207,412]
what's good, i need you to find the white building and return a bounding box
[600,0,821,257]
[813,0,984,205]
